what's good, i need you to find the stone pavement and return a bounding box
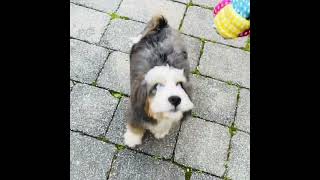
[70,0,250,179]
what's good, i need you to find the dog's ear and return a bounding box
[130,77,149,123]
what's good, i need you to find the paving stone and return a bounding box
[212,31,249,48]
[70,84,118,136]
[70,39,110,84]
[109,150,185,180]
[235,89,250,133]
[70,132,116,180]
[181,6,216,40]
[192,0,217,7]
[174,118,230,176]
[190,74,237,126]
[181,6,248,47]
[191,172,221,180]
[117,0,186,29]
[199,42,250,88]
[99,19,145,53]
[228,131,250,180]
[181,35,201,71]
[71,0,121,13]
[70,3,111,43]
[106,97,180,159]
[97,51,130,95]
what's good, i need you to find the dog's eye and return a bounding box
[153,83,163,90]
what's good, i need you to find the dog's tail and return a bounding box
[142,14,168,35]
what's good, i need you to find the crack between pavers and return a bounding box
[178,3,189,31]
[71,129,222,178]
[167,0,188,5]
[106,150,118,180]
[191,3,214,10]
[104,98,122,136]
[191,71,250,89]
[222,88,241,179]
[92,50,115,86]
[70,79,130,97]
[191,114,234,129]
[71,37,130,55]
[171,120,183,161]
[70,2,108,14]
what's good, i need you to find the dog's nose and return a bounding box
[168,96,181,107]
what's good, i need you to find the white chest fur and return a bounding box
[147,111,183,139]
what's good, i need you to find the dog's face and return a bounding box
[143,65,194,119]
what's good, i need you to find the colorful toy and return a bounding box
[213,0,250,39]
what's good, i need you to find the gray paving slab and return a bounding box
[71,0,121,13]
[70,132,116,180]
[199,42,250,88]
[70,84,118,136]
[181,6,216,40]
[70,39,110,84]
[106,97,180,159]
[109,150,185,180]
[228,131,250,180]
[96,51,130,95]
[190,74,238,126]
[70,3,111,43]
[174,117,230,176]
[181,35,202,71]
[235,89,250,133]
[117,0,186,29]
[99,19,145,53]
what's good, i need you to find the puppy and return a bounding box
[124,15,194,148]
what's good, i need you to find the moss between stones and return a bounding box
[229,124,237,137]
[186,2,193,8]
[115,144,126,151]
[110,90,124,99]
[97,135,109,143]
[108,12,130,20]
[191,66,201,76]
[185,167,192,180]
[153,155,162,160]
[91,81,98,86]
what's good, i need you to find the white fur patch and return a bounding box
[145,65,194,113]
[124,126,144,148]
[147,111,182,139]
[144,65,186,86]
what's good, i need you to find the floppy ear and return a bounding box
[130,78,149,124]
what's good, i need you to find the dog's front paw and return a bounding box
[154,131,169,139]
[124,130,143,148]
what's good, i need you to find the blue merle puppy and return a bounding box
[124,15,194,147]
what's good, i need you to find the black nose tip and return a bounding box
[168,96,181,107]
